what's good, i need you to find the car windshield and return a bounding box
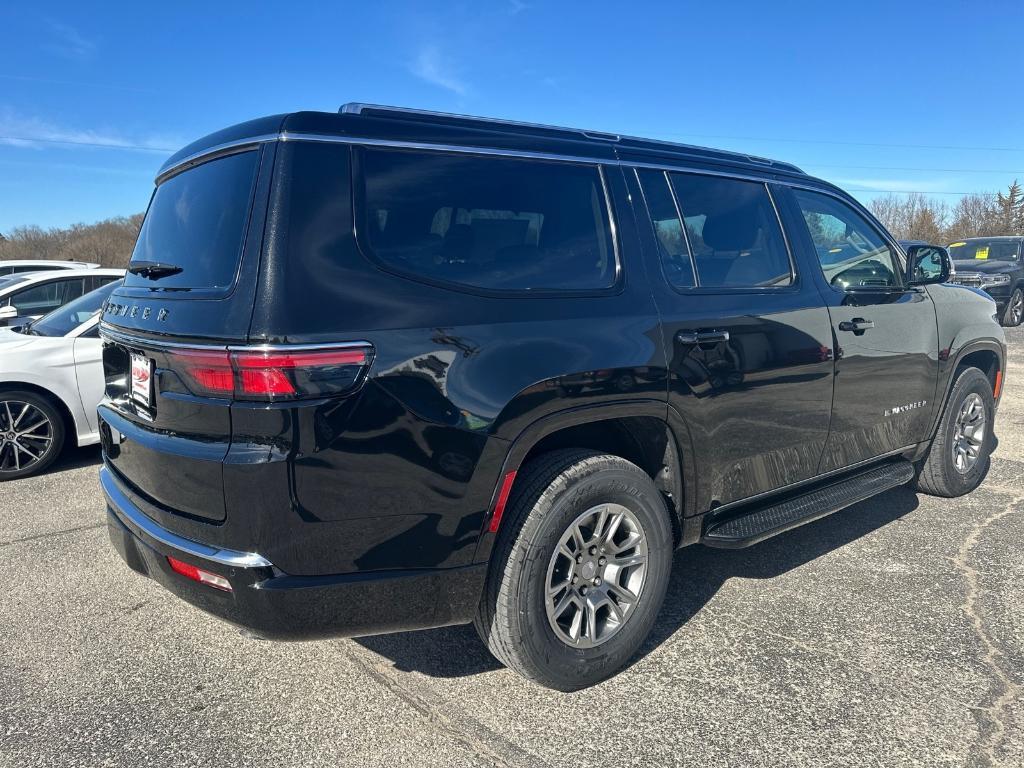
[27,281,120,337]
[948,239,1020,262]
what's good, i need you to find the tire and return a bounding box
[1001,287,1023,327]
[0,390,66,481]
[915,367,994,497]
[474,449,673,691]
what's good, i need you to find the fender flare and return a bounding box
[928,338,1005,439]
[473,399,698,561]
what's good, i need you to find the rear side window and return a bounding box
[358,148,615,292]
[636,169,695,288]
[125,150,258,290]
[669,174,793,288]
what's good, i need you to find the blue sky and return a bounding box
[2,0,1023,232]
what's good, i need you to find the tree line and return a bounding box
[0,214,143,268]
[1,179,1022,267]
[869,180,1024,244]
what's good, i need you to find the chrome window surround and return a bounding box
[153,132,899,287]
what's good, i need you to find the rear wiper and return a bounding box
[128,261,183,280]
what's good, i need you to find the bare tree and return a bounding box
[0,214,143,268]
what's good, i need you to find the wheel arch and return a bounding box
[930,339,1005,440]
[473,400,698,563]
[0,381,78,448]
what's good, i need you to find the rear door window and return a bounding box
[668,174,793,288]
[636,169,695,288]
[357,148,616,292]
[8,277,81,314]
[125,150,259,290]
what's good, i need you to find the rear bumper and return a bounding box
[102,464,487,640]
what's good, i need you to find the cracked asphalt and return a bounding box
[1,327,1022,768]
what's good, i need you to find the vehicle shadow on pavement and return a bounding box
[356,485,921,680]
[54,445,103,473]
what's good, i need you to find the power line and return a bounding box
[806,163,1024,174]
[649,130,1024,153]
[845,188,992,196]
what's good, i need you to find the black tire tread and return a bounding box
[915,367,992,497]
[474,449,666,688]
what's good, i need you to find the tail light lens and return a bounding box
[166,344,373,401]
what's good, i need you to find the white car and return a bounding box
[0,260,99,276]
[0,281,120,479]
[0,268,123,328]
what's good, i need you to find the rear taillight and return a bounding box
[166,344,373,401]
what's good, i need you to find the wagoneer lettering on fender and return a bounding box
[99,104,1006,690]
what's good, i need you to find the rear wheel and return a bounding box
[0,391,65,480]
[1001,288,1023,327]
[915,367,994,497]
[475,450,673,691]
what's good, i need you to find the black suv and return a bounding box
[99,105,1006,690]
[947,237,1024,326]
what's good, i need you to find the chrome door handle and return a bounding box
[677,329,731,344]
[838,318,874,333]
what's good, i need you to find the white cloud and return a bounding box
[0,109,180,153]
[43,21,97,60]
[409,45,468,96]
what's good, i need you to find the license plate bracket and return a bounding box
[130,353,153,408]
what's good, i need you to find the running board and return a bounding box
[702,460,916,549]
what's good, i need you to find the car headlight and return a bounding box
[980,274,1011,288]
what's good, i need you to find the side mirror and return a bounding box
[906,245,951,286]
[0,305,17,326]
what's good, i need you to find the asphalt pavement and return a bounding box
[1,327,1022,767]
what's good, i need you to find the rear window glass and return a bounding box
[669,174,793,288]
[125,150,258,290]
[358,148,615,292]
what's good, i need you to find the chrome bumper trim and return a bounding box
[101,465,273,569]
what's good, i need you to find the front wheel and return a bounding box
[915,367,994,497]
[475,450,673,691]
[1001,287,1023,327]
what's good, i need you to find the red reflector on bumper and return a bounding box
[167,556,232,592]
[488,471,518,533]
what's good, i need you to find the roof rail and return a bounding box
[340,103,621,142]
[338,103,803,174]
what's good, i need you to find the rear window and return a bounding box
[125,150,259,290]
[357,148,615,292]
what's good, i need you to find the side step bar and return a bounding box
[702,460,916,549]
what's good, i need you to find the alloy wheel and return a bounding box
[0,400,54,475]
[544,503,649,648]
[1010,291,1023,325]
[952,392,986,474]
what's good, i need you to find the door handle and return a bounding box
[677,329,731,345]
[838,318,874,333]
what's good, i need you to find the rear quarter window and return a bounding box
[356,148,616,293]
[125,150,259,291]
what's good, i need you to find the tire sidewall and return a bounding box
[512,464,672,689]
[935,370,994,494]
[1003,287,1023,327]
[0,391,65,480]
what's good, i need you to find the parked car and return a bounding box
[946,237,1024,326]
[0,281,120,479]
[0,268,123,328]
[99,105,1005,691]
[0,260,99,276]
